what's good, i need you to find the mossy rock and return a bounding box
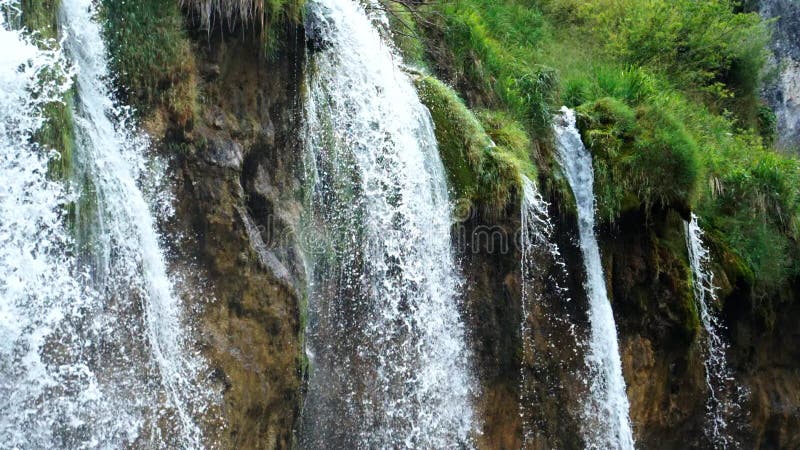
[19,0,60,39]
[101,0,198,125]
[17,0,76,181]
[415,74,536,216]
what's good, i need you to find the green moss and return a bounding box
[415,75,535,215]
[576,98,699,221]
[656,212,702,338]
[39,95,76,179]
[415,75,491,196]
[19,0,60,39]
[477,109,536,179]
[101,0,198,125]
[16,0,75,181]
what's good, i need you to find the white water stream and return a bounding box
[554,106,635,450]
[300,0,476,447]
[686,214,743,449]
[0,1,214,447]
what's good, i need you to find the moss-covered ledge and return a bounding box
[414,74,536,216]
[16,0,75,180]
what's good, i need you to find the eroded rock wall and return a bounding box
[151,27,308,448]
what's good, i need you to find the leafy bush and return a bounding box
[546,0,768,98]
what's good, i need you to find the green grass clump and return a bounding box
[698,132,800,293]
[542,0,768,119]
[102,0,198,125]
[432,3,558,133]
[576,98,699,221]
[415,75,535,215]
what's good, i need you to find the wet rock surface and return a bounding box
[147,27,308,448]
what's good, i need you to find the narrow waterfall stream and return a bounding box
[554,107,635,449]
[686,214,743,448]
[1,0,214,447]
[519,175,562,446]
[300,0,475,447]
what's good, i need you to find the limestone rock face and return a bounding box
[146,29,308,448]
[136,10,800,449]
[759,0,800,151]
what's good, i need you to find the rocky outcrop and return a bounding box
[759,0,800,151]
[131,4,800,449]
[599,209,708,449]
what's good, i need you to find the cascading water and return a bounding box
[300,0,476,447]
[519,175,561,446]
[60,0,214,445]
[1,0,215,447]
[0,2,95,446]
[554,106,635,450]
[519,174,587,448]
[686,214,743,449]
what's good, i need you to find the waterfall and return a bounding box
[685,214,743,449]
[0,0,214,446]
[300,0,476,447]
[519,175,559,446]
[0,2,93,446]
[60,0,213,445]
[554,106,635,449]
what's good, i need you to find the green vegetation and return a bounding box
[576,97,700,221]
[17,0,75,179]
[415,75,534,216]
[385,1,426,67]
[101,0,198,125]
[399,0,799,295]
[39,97,75,179]
[19,0,60,39]
[431,2,558,134]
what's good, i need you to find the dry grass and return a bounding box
[182,0,304,33]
